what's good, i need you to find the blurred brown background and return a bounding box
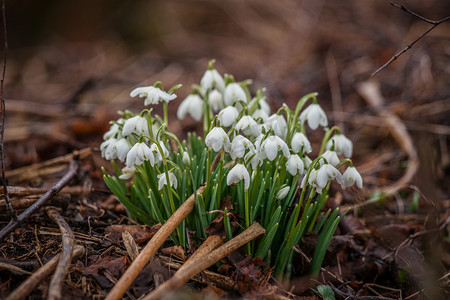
[3,0,450,206]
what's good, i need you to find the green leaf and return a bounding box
[317,285,335,300]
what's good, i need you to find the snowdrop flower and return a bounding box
[341,167,363,189]
[177,94,203,121]
[201,69,225,93]
[249,96,271,115]
[315,164,343,194]
[205,127,231,152]
[299,103,328,130]
[122,115,149,137]
[265,114,287,140]
[224,83,247,106]
[227,164,250,190]
[103,120,123,140]
[114,138,132,162]
[244,149,262,169]
[150,141,169,164]
[182,151,191,167]
[218,106,239,127]
[291,132,312,154]
[230,135,255,160]
[208,89,223,112]
[235,116,261,137]
[276,186,290,200]
[260,135,290,161]
[130,86,177,105]
[100,138,118,160]
[119,166,135,180]
[157,171,178,190]
[286,154,305,176]
[303,155,312,170]
[126,142,154,167]
[252,109,269,122]
[320,150,340,167]
[326,133,353,158]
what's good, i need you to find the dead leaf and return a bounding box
[122,230,140,261]
[84,256,130,288]
[104,224,161,245]
[161,245,187,261]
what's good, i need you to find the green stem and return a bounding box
[216,150,225,208]
[318,125,341,155]
[245,188,251,255]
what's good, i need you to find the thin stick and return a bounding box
[105,186,205,300]
[143,222,266,300]
[5,245,85,300]
[46,208,75,300]
[0,0,13,219]
[179,235,224,271]
[371,3,450,77]
[0,158,79,241]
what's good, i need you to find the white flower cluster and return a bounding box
[175,62,363,194]
[100,85,178,189]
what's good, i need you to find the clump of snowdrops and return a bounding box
[101,60,363,279]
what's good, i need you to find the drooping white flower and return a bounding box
[103,119,124,140]
[326,133,353,158]
[315,164,343,193]
[218,106,239,127]
[119,166,136,180]
[126,142,154,167]
[286,154,305,176]
[265,114,287,140]
[291,132,312,154]
[320,150,340,167]
[182,151,191,167]
[235,116,261,137]
[177,94,203,121]
[157,171,178,190]
[201,69,225,93]
[260,135,290,161]
[224,83,247,106]
[227,164,250,190]
[303,155,312,170]
[299,103,328,130]
[122,115,149,137]
[114,138,132,162]
[341,167,363,189]
[100,138,118,160]
[205,127,231,152]
[252,109,269,122]
[208,89,223,112]
[150,141,169,164]
[230,135,255,160]
[130,86,177,105]
[276,186,290,200]
[249,96,271,116]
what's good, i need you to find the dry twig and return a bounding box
[46,207,75,300]
[0,158,79,241]
[143,222,266,300]
[105,186,205,300]
[5,244,85,300]
[372,2,450,77]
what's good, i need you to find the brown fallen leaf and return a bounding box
[84,256,131,288]
[161,245,187,261]
[104,224,161,245]
[122,230,140,261]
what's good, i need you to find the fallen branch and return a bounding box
[0,158,79,241]
[105,186,205,300]
[0,261,32,275]
[5,244,85,300]
[179,235,224,271]
[143,222,266,300]
[46,207,75,300]
[0,194,71,212]
[372,2,450,77]
[357,81,419,197]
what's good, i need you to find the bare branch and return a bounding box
[371,3,450,77]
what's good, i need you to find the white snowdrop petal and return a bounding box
[227,164,250,190]
[224,83,247,106]
[276,187,290,200]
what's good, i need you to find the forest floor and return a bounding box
[0,0,449,299]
